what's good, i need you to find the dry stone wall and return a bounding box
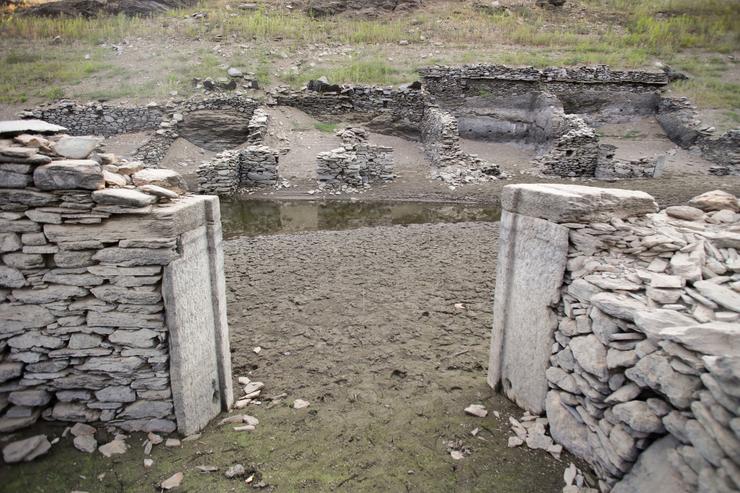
[489,184,740,493]
[420,106,503,185]
[23,95,260,168]
[316,127,394,187]
[270,84,424,135]
[197,145,280,195]
[0,120,232,438]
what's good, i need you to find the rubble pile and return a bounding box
[316,127,394,187]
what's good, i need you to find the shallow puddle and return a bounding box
[220,199,501,237]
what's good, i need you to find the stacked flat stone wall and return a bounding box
[420,64,666,122]
[0,120,232,438]
[316,127,394,187]
[488,184,739,493]
[197,145,280,195]
[247,108,269,145]
[270,84,424,135]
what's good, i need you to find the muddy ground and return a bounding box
[1,221,589,492]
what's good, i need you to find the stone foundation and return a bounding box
[0,120,232,437]
[489,184,739,492]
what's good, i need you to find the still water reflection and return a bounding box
[220,199,501,238]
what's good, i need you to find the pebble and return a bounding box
[293,399,310,409]
[464,404,488,418]
[160,472,183,490]
[165,438,181,448]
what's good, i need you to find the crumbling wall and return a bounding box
[489,184,739,492]
[246,108,269,145]
[0,120,232,437]
[420,107,502,185]
[657,98,739,175]
[197,145,280,195]
[316,127,394,187]
[23,95,261,167]
[270,84,425,135]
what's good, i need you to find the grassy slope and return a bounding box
[0,0,737,123]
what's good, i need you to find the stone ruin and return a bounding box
[316,127,394,187]
[489,183,739,492]
[19,64,739,194]
[196,145,280,196]
[0,120,232,458]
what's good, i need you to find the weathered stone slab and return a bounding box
[52,136,102,159]
[488,211,568,414]
[132,169,188,195]
[2,435,51,463]
[33,160,104,191]
[660,322,740,357]
[44,195,209,243]
[0,120,67,135]
[91,189,157,208]
[164,224,230,435]
[501,184,658,223]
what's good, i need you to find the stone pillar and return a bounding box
[487,184,658,414]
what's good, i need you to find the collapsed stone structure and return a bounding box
[489,184,739,492]
[22,95,260,167]
[196,145,280,196]
[657,97,739,176]
[0,120,232,439]
[316,127,394,187]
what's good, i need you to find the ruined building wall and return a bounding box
[419,64,667,124]
[316,127,394,187]
[0,123,232,437]
[657,97,740,175]
[23,95,261,168]
[197,145,280,196]
[270,85,425,135]
[488,184,739,493]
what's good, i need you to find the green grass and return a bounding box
[0,0,737,108]
[314,121,339,133]
[284,58,409,87]
[0,47,112,103]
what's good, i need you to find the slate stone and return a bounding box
[0,266,25,288]
[119,400,173,419]
[632,309,696,338]
[569,334,608,381]
[612,401,665,434]
[590,293,646,321]
[90,285,162,305]
[52,136,102,159]
[7,331,64,350]
[611,435,690,493]
[33,160,104,190]
[12,285,87,303]
[108,329,159,348]
[693,281,740,312]
[78,356,145,373]
[0,362,24,383]
[92,247,177,267]
[660,322,740,357]
[0,233,22,253]
[8,389,51,407]
[95,386,136,403]
[625,352,702,409]
[91,188,157,208]
[545,391,591,458]
[51,402,100,422]
[0,120,67,135]
[2,252,44,269]
[132,169,187,195]
[2,435,51,463]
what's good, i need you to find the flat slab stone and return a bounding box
[52,136,103,159]
[33,160,104,191]
[660,322,740,357]
[92,188,157,208]
[501,184,658,223]
[0,120,67,136]
[488,211,568,414]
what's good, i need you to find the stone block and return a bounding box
[501,184,658,223]
[488,211,568,414]
[33,160,104,190]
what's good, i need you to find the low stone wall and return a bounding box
[0,120,232,438]
[657,98,739,175]
[537,115,602,177]
[488,184,739,492]
[316,127,394,187]
[197,145,280,195]
[270,84,425,135]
